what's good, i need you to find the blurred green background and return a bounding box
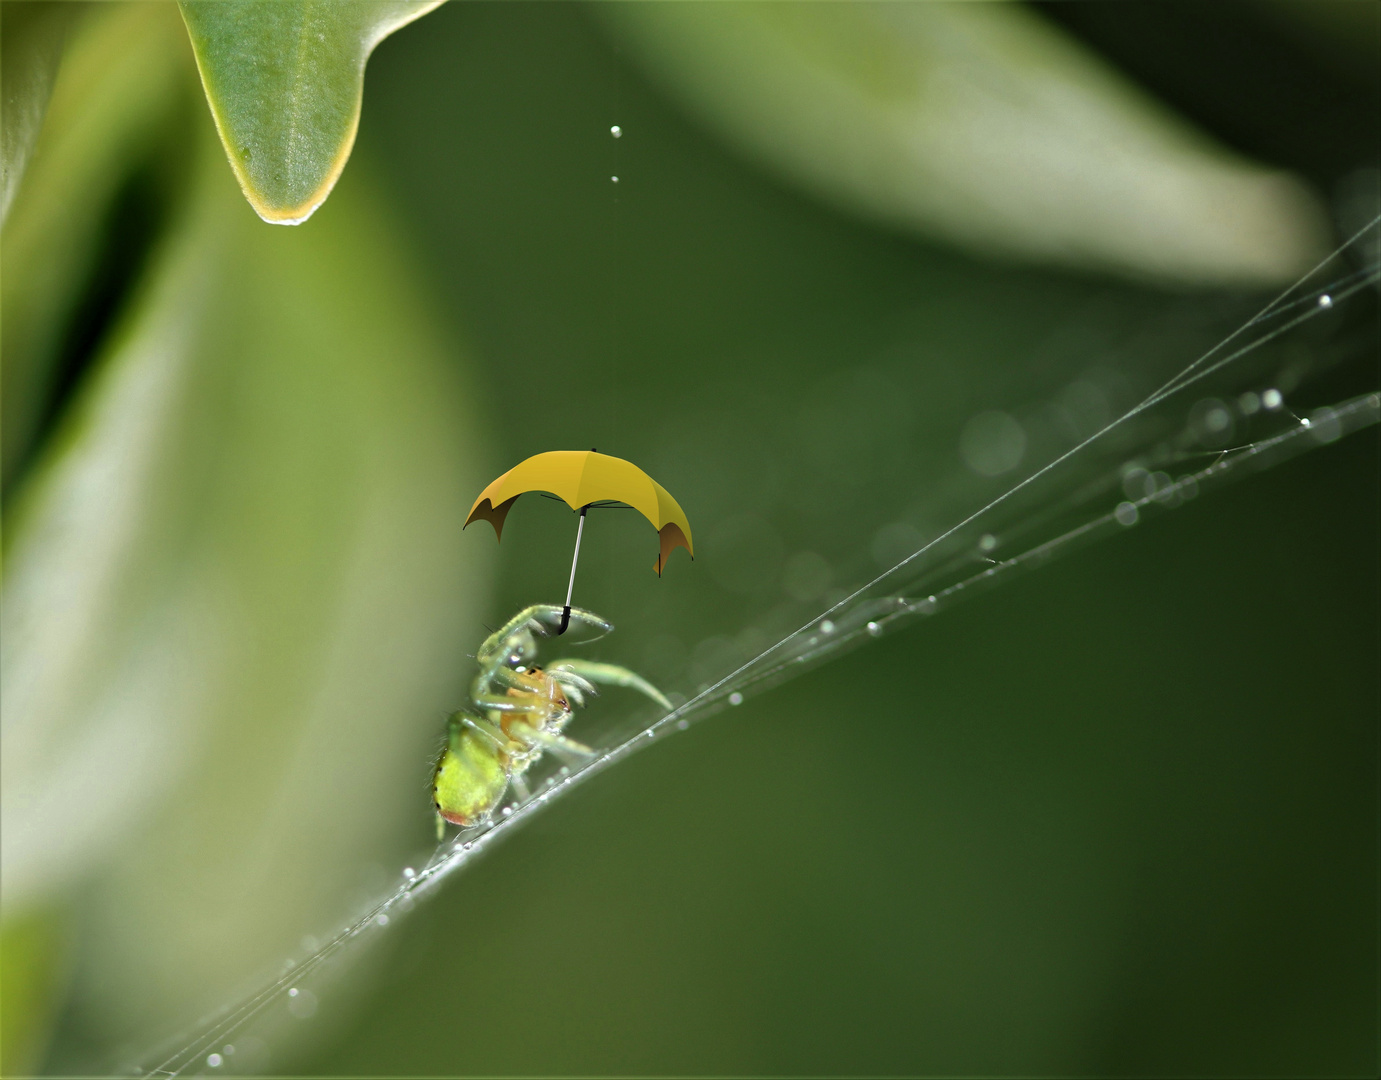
[2,2,1377,1076]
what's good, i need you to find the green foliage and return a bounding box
[598,1,1330,284]
[178,0,443,223]
[2,2,487,1062]
[0,1,71,224]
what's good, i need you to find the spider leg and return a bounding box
[547,668,597,703]
[457,713,509,749]
[476,606,551,668]
[507,720,596,762]
[547,660,672,710]
[472,692,547,715]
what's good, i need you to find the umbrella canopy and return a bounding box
[466,450,693,573]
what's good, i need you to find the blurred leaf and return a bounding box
[597,0,1330,286]
[0,1,70,224]
[178,0,445,224]
[0,2,190,493]
[0,905,68,1077]
[1,2,488,1052]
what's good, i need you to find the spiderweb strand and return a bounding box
[134,219,1380,1077]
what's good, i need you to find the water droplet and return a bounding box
[287,987,318,1019]
[375,913,389,927]
[1238,391,1261,416]
[1115,501,1140,527]
[728,692,744,706]
[819,619,835,635]
[676,718,689,730]
[1262,388,1283,411]
[610,125,622,138]
[501,806,512,817]
[866,621,882,637]
[978,533,997,553]
[645,728,655,738]
[402,867,415,879]
[207,1053,223,1068]
[222,1044,236,1056]
[560,766,570,776]
[462,841,473,850]
[611,175,619,184]
[1300,416,1312,427]
[1318,294,1333,308]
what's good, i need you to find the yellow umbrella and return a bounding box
[466,450,693,631]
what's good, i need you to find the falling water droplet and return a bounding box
[728,692,744,706]
[610,125,622,138]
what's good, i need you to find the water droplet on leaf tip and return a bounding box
[728,692,744,706]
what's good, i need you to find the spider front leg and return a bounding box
[547,659,672,710]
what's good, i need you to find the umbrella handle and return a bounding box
[558,505,589,635]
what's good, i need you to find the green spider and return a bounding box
[432,604,670,837]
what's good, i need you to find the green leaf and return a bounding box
[178,0,444,224]
[1,3,190,492]
[1,2,489,1046]
[0,2,71,224]
[597,1,1329,286]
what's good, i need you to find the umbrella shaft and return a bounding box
[564,506,588,610]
